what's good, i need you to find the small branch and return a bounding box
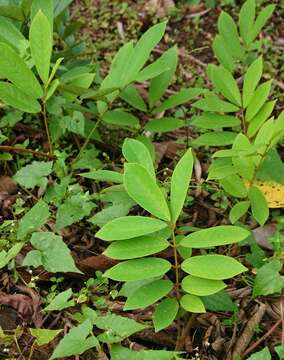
[0,145,53,159]
[176,313,197,351]
[42,101,53,157]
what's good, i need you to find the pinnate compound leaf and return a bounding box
[23,232,81,273]
[96,216,168,241]
[50,320,98,359]
[104,258,171,281]
[104,235,169,259]
[30,328,62,346]
[30,10,52,84]
[153,298,179,332]
[122,138,155,179]
[248,186,269,225]
[0,82,41,113]
[181,255,247,280]
[180,294,205,313]
[13,161,53,189]
[170,148,193,222]
[124,163,171,221]
[0,42,43,98]
[243,56,263,108]
[181,275,226,296]
[180,225,249,248]
[44,289,75,312]
[17,200,49,240]
[124,280,173,310]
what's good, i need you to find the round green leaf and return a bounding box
[180,225,250,248]
[96,216,168,241]
[181,255,247,280]
[180,294,205,313]
[181,275,226,296]
[104,235,169,259]
[124,163,171,221]
[104,258,171,281]
[153,298,179,332]
[124,280,173,310]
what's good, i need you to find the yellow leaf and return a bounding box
[246,180,284,208]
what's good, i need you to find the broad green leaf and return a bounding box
[253,260,284,298]
[29,10,52,84]
[217,11,244,59]
[180,294,205,313]
[248,186,269,225]
[207,158,237,180]
[55,193,94,230]
[102,110,139,128]
[220,174,248,198]
[94,313,147,343]
[181,254,247,280]
[30,328,62,346]
[170,148,193,222]
[0,5,25,21]
[125,21,167,83]
[212,35,234,72]
[229,201,250,224]
[182,275,226,296]
[104,235,169,259]
[193,132,237,146]
[122,138,155,179]
[144,117,184,133]
[180,225,250,248]
[23,232,81,273]
[124,280,173,310]
[0,16,28,54]
[50,320,98,359]
[250,4,275,43]
[104,258,171,281]
[0,243,24,269]
[0,43,42,98]
[202,290,238,312]
[193,93,239,112]
[154,88,203,113]
[149,46,178,108]
[208,64,241,106]
[13,161,53,189]
[239,0,255,45]
[45,289,75,311]
[245,80,272,122]
[153,298,179,332]
[247,100,276,138]
[191,113,240,129]
[135,54,170,82]
[80,170,123,183]
[96,216,168,241]
[120,85,147,111]
[89,204,130,227]
[124,163,171,221]
[110,345,180,360]
[17,200,49,240]
[247,347,271,360]
[0,82,41,113]
[243,56,263,108]
[232,133,255,180]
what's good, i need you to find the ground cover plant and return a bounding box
[1,0,284,359]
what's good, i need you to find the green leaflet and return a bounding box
[181,275,226,296]
[104,258,171,281]
[170,148,193,222]
[0,42,42,98]
[30,10,52,84]
[124,163,171,221]
[96,216,168,241]
[180,294,205,313]
[153,298,179,332]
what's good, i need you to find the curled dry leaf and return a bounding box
[0,285,42,327]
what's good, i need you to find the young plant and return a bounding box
[95,139,249,343]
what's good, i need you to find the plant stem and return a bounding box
[0,145,53,159]
[171,228,180,299]
[42,101,53,157]
[175,313,197,351]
